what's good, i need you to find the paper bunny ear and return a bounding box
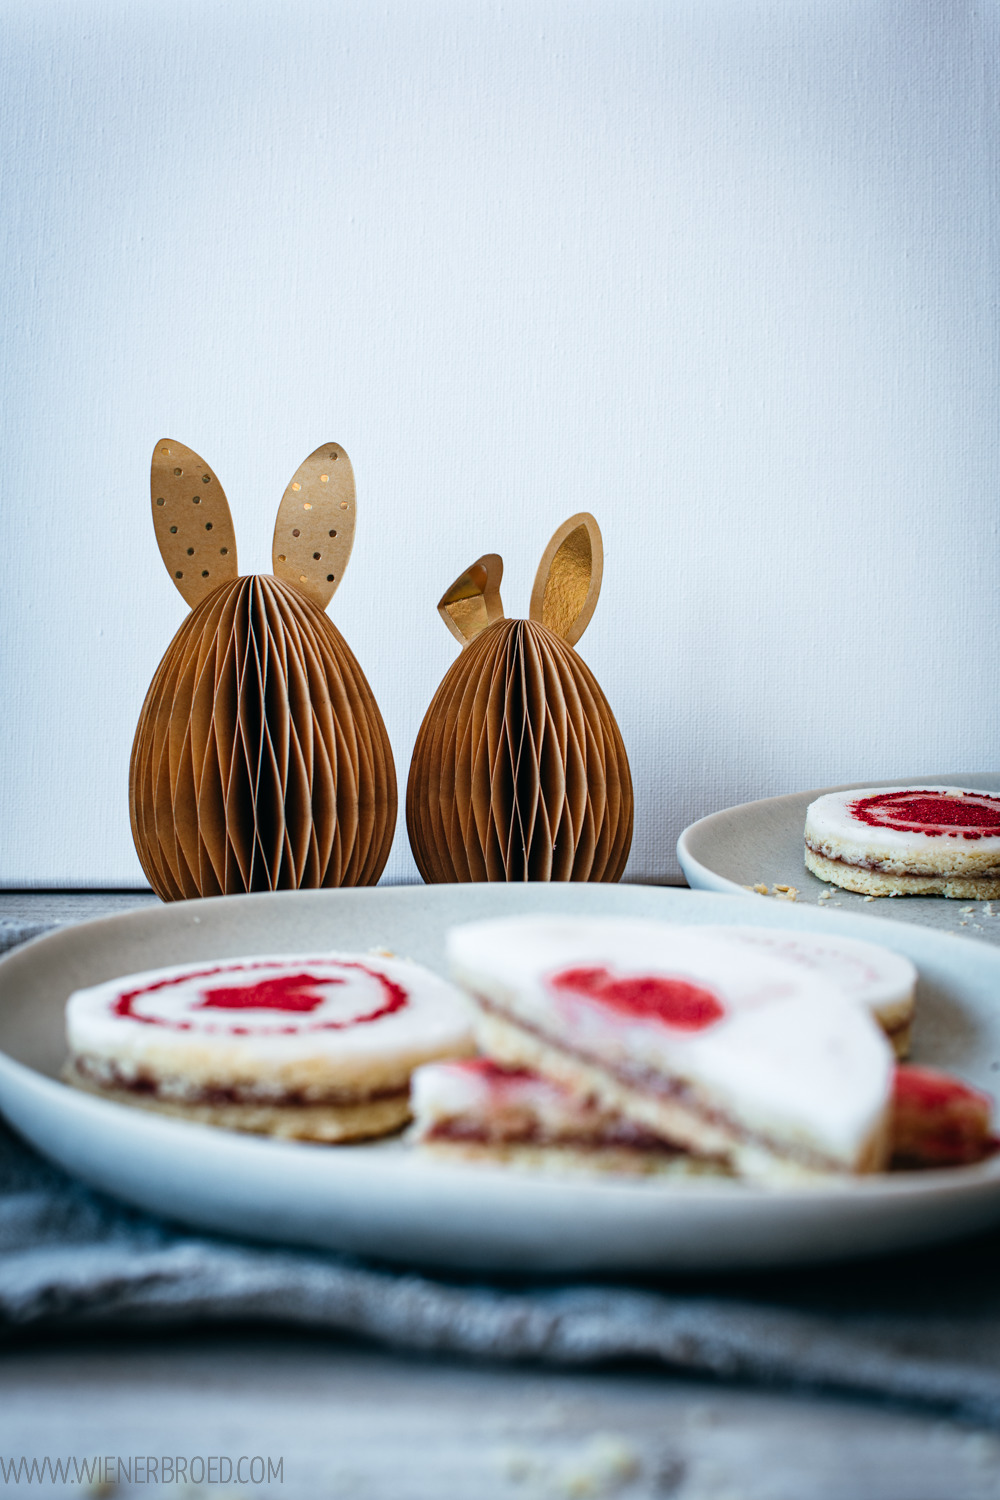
[272,443,356,610]
[151,440,239,609]
[529,513,603,645]
[437,554,504,645]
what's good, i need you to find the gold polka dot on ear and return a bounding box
[150,440,239,608]
[272,444,356,610]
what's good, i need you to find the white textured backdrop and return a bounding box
[1,0,998,888]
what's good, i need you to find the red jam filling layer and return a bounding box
[452,1058,536,1083]
[549,965,724,1031]
[848,790,1000,840]
[112,960,409,1035]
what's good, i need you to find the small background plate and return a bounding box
[677,773,1000,937]
[2,883,1000,1273]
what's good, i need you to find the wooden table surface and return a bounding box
[3,890,1000,1500]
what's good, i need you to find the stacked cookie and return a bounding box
[62,918,993,1176]
[411,916,993,1181]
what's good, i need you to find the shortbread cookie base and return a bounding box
[855,1008,910,1058]
[804,847,1000,900]
[475,1011,886,1183]
[64,1062,410,1142]
[417,1136,731,1179]
[68,1049,414,1109]
[887,1020,912,1060]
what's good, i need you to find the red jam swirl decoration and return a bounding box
[198,973,338,1012]
[848,790,1000,840]
[112,959,409,1034]
[549,965,724,1031]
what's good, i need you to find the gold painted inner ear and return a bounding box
[539,525,591,639]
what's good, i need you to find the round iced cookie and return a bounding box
[804,786,1000,898]
[64,952,475,1141]
[710,927,916,1056]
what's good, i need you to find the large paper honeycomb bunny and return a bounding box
[130,440,396,900]
[406,513,633,883]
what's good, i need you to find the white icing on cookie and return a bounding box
[67,952,474,1093]
[704,927,915,1032]
[446,916,893,1172]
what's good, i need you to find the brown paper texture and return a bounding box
[407,513,632,883]
[151,440,239,608]
[131,444,396,900]
[272,443,356,610]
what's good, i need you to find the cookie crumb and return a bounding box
[773,885,798,902]
[556,1435,640,1497]
[752,883,769,895]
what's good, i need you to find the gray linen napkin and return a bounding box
[6,1116,1000,1424]
[5,918,1000,1424]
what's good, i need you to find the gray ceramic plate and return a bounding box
[677,773,1000,938]
[2,883,1000,1273]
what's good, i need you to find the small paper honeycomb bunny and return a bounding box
[406,513,633,883]
[130,440,396,899]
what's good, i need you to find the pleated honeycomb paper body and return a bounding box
[130,441,396,900]
[406,515,633,883]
